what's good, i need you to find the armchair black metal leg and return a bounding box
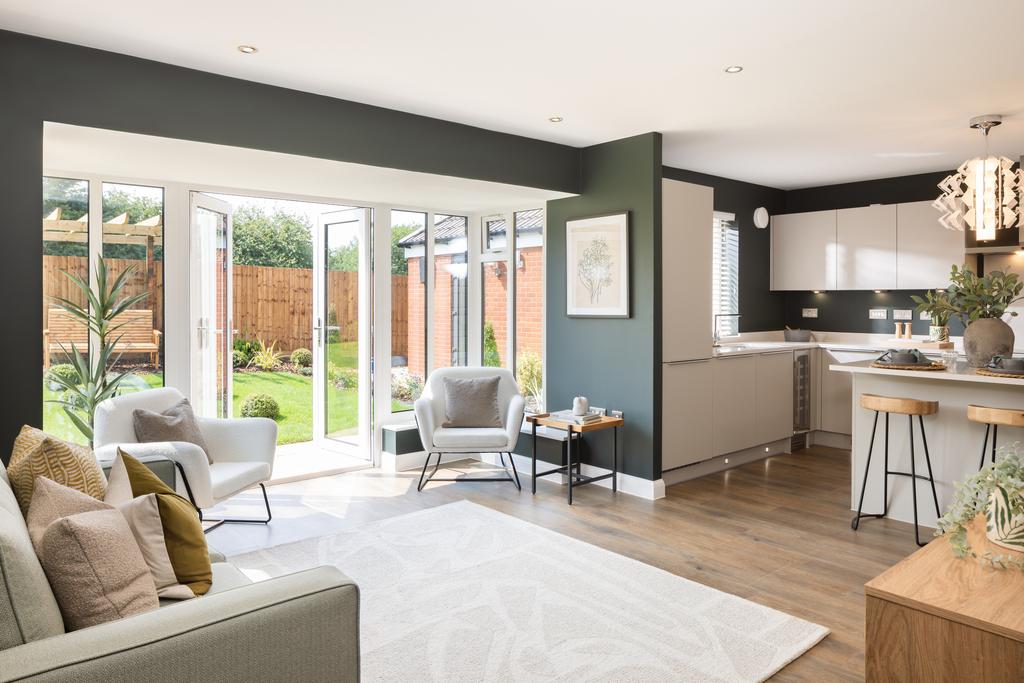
[507,452,522,491]
[851,411,881,531]
[203,483,273,529]
[417,452,436,492]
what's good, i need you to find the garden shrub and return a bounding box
[391,367,423,403]
[516,350,543,412]
[232,338,258,365]
[250,339,284,371]
[290,348,312,367]
[299,366,313,377]
[47,363,80,388]
[232,349,248,368]
[483,322,501,367]
[329,364,358,389]
[241,393,280,420]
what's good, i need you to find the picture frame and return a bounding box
[565,211,630,318]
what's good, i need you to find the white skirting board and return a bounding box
[384,449,666,500]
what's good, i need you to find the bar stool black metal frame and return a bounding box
[978,422,999,470]
[851,399,941,547]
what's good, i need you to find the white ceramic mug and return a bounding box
[572,396,589,416]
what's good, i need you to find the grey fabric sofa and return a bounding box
[0,465,359,682]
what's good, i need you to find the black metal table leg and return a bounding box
[612,426,618,493]
[567,426,574,505]
[531,420,537,495]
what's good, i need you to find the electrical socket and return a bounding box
[801,308,818,318]
[869,308,888,320]
[609,409,623,419]
[893,309,913,321]
[919,311,931,321]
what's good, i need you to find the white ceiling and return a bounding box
[7,0,1024,189]
[43,123,568,212]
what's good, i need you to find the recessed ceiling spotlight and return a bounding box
[548,116,564,123]
[723,65,743,74]
[237,45,258,54]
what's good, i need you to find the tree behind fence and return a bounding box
[42,257,408,357]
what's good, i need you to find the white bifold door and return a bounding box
[312,208,372,458]
[189,192,233,418]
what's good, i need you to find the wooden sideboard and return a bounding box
[865,515,1024,680]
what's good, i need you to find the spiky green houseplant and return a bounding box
[46,257,149,445]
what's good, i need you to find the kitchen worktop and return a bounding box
[831,359,1024,386]
[712,339,959,358]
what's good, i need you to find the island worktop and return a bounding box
[829,358,1024,530]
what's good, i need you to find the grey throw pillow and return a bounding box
[442,377,503,428]
[133,399,212,464]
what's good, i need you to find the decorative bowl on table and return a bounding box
[874,349,934,367]
[987,355,1024,376]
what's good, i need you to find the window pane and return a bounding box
[42,177,90,444]
[514,209,544,412]
[433,214,468,369]
[712,216,740,337]
[102,183,165,389]
[393,210,426,411]
[484,215,507,252]
[482,261,508,368]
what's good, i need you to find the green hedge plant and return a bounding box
[290,348,312,367]
[240,393,280,420]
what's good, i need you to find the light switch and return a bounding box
[802,308,818,318]
[869,308,888,320]
[893,309,913,321]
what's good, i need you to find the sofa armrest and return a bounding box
[198,417,277,467]
[0,566,359,683]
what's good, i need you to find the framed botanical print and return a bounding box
[565,211,630,317]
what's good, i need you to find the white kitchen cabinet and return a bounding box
[771,210,837,291]
[712,355,758,456]
[662,179,714,361]
[755,351,794,444]
[896,200,964,289]
[819,349,881,434]
[662,360,714,470]
[836,205,897,290]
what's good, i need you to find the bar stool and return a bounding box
[851,394,940,547]
[967,405,1024,469]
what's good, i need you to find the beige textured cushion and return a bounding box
[133,399,212,464]
[105,453,194,600]
[442,376,503,428]
[6,425,106,516]
[28,478,158,631]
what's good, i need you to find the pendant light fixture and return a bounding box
[933,114,1021,241]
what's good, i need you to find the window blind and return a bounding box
[712,216,740,337]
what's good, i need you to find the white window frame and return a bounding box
[712,210,740,339]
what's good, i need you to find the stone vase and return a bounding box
[987,487,1024,553]
[964,318,1015,368]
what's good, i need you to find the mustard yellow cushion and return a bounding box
[117,449,211,596]
[6,425,105,516]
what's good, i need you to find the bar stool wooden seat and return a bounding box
[852,393,940,547]
[967,405,1024,470]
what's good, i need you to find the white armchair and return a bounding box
[93,387,277,525]
[413,367,525,491]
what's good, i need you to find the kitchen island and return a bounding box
[830,360,1024,529]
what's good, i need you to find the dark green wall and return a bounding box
[0,30,581,461]
[545,133,662,480]
[662,167,787,331]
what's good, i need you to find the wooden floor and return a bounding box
[210,446,923,681]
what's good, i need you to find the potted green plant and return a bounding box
[910,289,954,342]
[936,446,1024,570]
[943,265,1023,367]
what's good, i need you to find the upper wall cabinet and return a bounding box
[770,210,837,291]
[662,179,714,362]
[836,205,897,290]
[896,200,964,289]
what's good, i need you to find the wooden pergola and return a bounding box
[43,207,162,292]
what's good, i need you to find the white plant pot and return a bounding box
[986,487,1024,552]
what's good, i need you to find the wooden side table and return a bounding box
[525,412,624,504]
[864,515,1024,680]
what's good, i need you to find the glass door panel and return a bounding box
[314,208,371,457]
[189,193,232,418]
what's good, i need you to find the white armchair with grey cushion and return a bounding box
[413,367,525,491]
[93,387,277,526]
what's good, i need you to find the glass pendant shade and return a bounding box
[934,149,1021,240]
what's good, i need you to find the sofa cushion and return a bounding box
[133,398,212,464]
[442,376,503,428]
[0,468,64,650]
[432,427,509,449]
[116,450,212,596]
[6,425,106,516]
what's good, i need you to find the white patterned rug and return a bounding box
[230,501,828,682]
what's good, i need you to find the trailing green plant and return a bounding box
[516,350,543,412]
[290,348,312,367]
[943,265,1024,327]
[483,322,501,367]
[910,289,954,327]
[935,444,1024,571]
[249,339,285,371]
[240,393,280,420]
[46,257,150,444]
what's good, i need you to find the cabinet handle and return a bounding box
[665,358,711,365]
[761,350,793,356]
